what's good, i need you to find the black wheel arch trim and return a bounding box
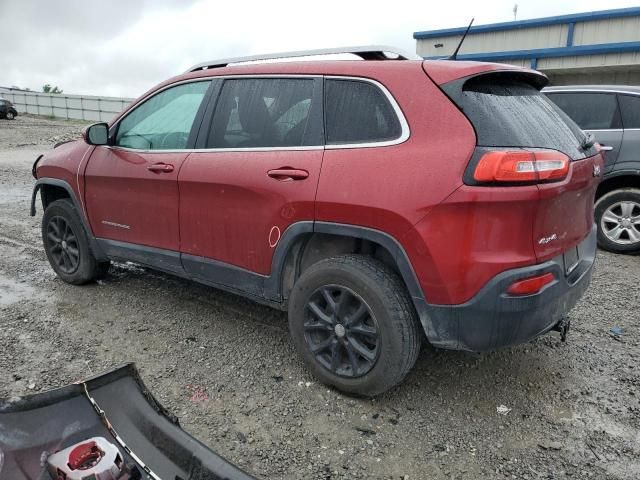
[266,221,431,331]
[31,177,107,260]
[312,222,425,302]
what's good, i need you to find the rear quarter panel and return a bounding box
[534,153,604,261]
[315,63,476,241]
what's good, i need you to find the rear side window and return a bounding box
[618,94,640,129]
[545,92,621,130]
[207,78,318,148]
[324,79,402,145]
[116,81,210,150]
[445,75,591,159]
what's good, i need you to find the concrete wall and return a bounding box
[0,87,134,122]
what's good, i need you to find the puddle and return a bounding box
[0,275,36,306]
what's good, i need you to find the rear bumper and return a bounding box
[419,225,597,352]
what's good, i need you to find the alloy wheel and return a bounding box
[46,216,80,274]
[303,285,380,378]
[601,200,640,245]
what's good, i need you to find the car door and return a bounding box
[616,93,640,169]
[178,76,324,292]
[545,91,623,171]
[84,80,211,258]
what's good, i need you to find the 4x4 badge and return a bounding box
[593,164,601,177]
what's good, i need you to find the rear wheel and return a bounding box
[42,199,104,284]
[595,188,640,254]
[288,255,421,396]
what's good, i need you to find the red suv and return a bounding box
[31,47,603,396]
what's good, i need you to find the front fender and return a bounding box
[30,178,107,260]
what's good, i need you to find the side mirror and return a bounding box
[84,122,109,146]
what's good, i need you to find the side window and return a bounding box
[116,81,210,150]
[207,78,317,148]
[618,94,640,129]
[545,92,621,130]
[324,79,402,145]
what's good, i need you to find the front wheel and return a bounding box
[42,199,104,284]
[595,188,640,254]
[6,111,15,120]
[288,255,421,397]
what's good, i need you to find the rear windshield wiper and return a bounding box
[580,132,595,151]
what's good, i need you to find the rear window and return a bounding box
[619,94,640,129]
[324,79,402,145]
[207,78,318,148]
[445,75,592,160]
[545,92,622,130]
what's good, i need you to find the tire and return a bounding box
[42,199,103,284]
[288,254,421,397]
[6,111,15,120]
[594,188,640,254]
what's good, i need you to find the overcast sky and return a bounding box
[1,0,638,98]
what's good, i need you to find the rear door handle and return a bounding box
[267,168,309,181]
[600,145,614,151]
[147,163,174,173]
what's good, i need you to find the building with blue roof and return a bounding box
[414,7,640,85]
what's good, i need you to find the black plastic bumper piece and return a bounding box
[0,363,255,480]
[423,225,597,352]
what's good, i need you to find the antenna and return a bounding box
[448,18,474,60]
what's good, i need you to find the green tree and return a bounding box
[42,84,63,94]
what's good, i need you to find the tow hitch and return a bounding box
[553,317,571,342]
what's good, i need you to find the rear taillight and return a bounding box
[473,150,569,184]
[506,272,555,296]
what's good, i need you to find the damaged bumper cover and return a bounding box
[0,363,255,480]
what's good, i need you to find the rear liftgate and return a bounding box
[0,364,254,480]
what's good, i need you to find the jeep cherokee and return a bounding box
[31,47,603,396]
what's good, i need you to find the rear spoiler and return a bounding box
[422,60,548,89]
[0,364,255,480]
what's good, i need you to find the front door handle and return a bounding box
[147,163,174,173]
[600,145,614,151]
[267,168,309,181]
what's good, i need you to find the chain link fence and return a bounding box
[0,87,134,122]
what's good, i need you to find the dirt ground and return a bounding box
[1,115,639,479]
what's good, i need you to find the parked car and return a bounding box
[544,85,640,254]
[0,98,18,120]
[31,47,603,396]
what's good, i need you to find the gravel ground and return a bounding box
[1,115,639,479]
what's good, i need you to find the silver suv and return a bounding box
[545,86,640,254]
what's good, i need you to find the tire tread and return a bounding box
[290,254,421,396]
